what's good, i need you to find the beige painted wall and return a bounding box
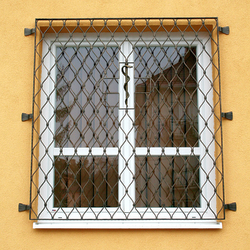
[0,0,249,249]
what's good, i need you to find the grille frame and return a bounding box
[29,17,225,221]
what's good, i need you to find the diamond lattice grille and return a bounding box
[30,18,224,220]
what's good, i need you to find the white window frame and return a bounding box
[34,31,222,229]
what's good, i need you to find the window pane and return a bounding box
[54,156,118,207]
[135,47,198,147]
[135,156,200,207]
[55,47,119,148]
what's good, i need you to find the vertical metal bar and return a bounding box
[145,79,148,207]
[105,156,108,207]
[157,81,161,206]
[182,50,188,207]
[79,157,82,206]
[104,71,109,207]
[92,157,95,207]
[92,56,97,207]
[145,156,148,207]
[66,156,69,207]
[30,20,38,219]
[66,48,70,148]
[183,56,187,146]
[170,65,175,207]
[65,49,70,206]
[216,18,225,219]
[79,47,84,148]
[93,57,96,147]
[80,51,84,206]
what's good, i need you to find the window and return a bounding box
[30,18,224,228]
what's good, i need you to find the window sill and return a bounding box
[33,220,222,229]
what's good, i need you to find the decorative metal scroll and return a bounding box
[121,62,132,106]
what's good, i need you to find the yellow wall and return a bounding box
[0,0,249,249]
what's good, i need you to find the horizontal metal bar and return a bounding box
[35,17,218,21]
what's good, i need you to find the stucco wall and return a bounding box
[0,0,249,249]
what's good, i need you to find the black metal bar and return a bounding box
[105,156,108,207]
[145,156,148,207]
[157,81,161,206]
[35,17,219,21]
[170,65,175,207]
[105,79,109,207]
[144,79,148,206]
[182,58,189,207]
[29,18,38,220]
[92,157,95,207]
[79,157,82,206]
[65,157,69,207]
[215,18,226,220]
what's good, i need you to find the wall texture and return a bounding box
[0,0,249,249]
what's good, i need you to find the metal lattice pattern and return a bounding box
[30,18,224,220]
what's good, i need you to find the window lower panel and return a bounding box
[54,156,119,207]
[135,156,200,208]
[54,155,200,209]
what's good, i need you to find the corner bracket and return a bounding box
[221,111,233,120]
[18,203,30,212]
[24,28,35,36]
[22,113,33,121]
[224,202,237,211]
[218,26,230,35]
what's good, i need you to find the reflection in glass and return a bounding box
[135,156,200,207]
[54,156,118,207]
[55,46,119,148]
[53,45,200,209]
[134,46,200,207]
[135,47,198,147]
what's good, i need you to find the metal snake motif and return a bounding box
[121,63,132,107]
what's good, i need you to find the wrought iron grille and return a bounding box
[30,18,225,221]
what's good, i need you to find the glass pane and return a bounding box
[134,46,198,147]
[54,156,118,207]
[55,46,119,148]
[135,156,200,207]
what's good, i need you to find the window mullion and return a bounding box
[119,42,135,213]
